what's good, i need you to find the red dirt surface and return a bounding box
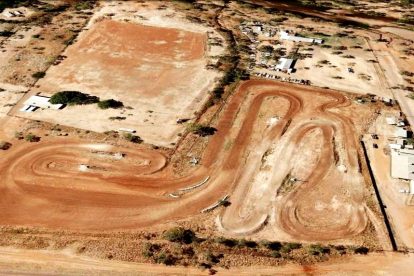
[13,19,213,146]
[0,80,374,243]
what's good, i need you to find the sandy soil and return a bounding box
[380,27,414,41]
[1,247,414,275]
[0,83,28,116]
[294,41,392,98]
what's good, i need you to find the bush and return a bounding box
[32,72,46,79]
[98,99,124,109]
[264,241,282,251]
[285,242,302,250]
[308,244,330,255]
[281,242,301,253]
[238,239,257,248]
[215,237,237,247]
[271,251,282,258]
[109,116,126,121]
[154,252,176,266]
[0,141,11,150]
[25,133,40,142]
[142,243,160,258]
[354,246,369,255]
[205,251,222,264]
[123,133,142,144]
[163,227,196,244]
[187,123,217,137]
[14,131,23,139]
[50,91,99,105]
[75,1,94,10]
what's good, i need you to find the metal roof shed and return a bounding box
[276,58,296,72]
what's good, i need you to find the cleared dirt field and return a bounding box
[14,19,216,147]
[0,80,383,245]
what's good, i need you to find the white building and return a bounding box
[20,95,63,112]
[280,30,323,44]
[276,58,296,73]
[386,117,397,125]
[391,148,414,180]
[395,128,409,138]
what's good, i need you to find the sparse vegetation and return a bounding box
[354,246,369,255]
[74,1,94,11]
[163,227,197,244]
[31,72,46,79]
[109,116,126,121]
[123,133,142,143]
[0,141,11,150]
[187,123,217,137]
[24,133,40,142]
[98,99,124,109]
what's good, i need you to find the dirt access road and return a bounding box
[0,80,381,244]
[1,247,413,275]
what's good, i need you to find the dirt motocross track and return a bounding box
[0,80,372,242]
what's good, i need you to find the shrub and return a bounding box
[109,116,126,121]
[142,243,160,258]
[98,99,124,109]
[354,246,369,255]
[32,72,46,79]
[218,198,231,207]
[205,251,221,264]
[154,252,176,266]
[50,91,99,105]
[281,242,301,253]
[271,251,282,258]
[334,245,346,251]
[14,132,23,139]
[238,239,257,248]
[187,123,217,137]
[75,1,94,11]
[401,71,414,77]
[285,242,302,250]
[308,244,330,255]
[163,227,196,244]
[0,141,11,150]
[280,247,291,254]
[215,237,237,247]
[0,31,14,37]
[25,133,40,142]
[264,241,282,251]
[123,133,142,144]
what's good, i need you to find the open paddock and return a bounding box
[14,19,219,147]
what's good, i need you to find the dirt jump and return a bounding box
[0,80,372,242]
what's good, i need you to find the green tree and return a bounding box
[50,91,99,105]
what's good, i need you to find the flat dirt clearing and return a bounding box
[15,19,215,147]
